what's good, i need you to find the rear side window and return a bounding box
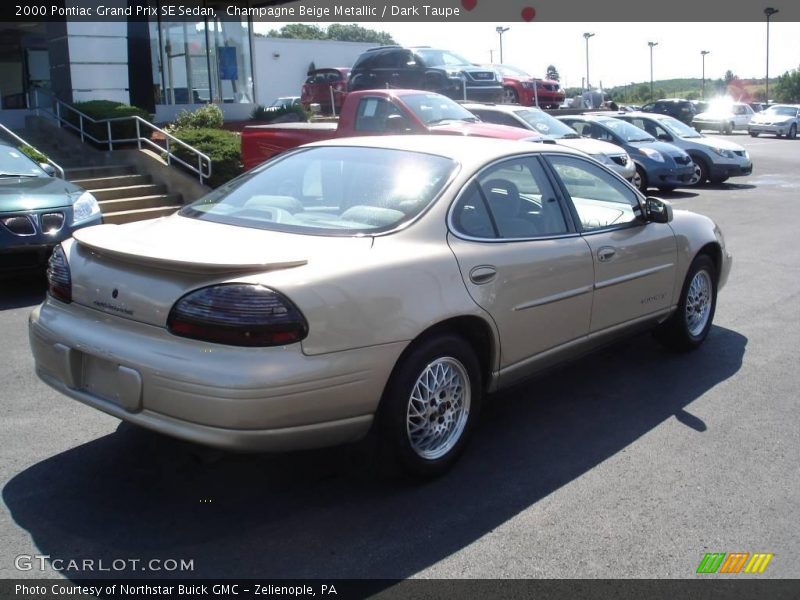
[354,97,404,131]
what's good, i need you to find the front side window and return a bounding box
[452,157,568,239]
[546,155,641,232]
[181,147,456,235]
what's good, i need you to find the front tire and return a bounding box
[723,122,733,135]
[655,255,717,351]
[633,164,648,193]
[749,131,760,137]
[377,335,482,477]
[690,157,710,186]
[788,124,797,140]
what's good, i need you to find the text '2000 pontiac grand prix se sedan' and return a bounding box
[29,136,731,476]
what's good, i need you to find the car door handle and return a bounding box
[597,247,616,262]
[469,266,497,284]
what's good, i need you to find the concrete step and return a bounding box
[103,205,182,225]
[99,194,182,213]
[65,165,136,180]
[71,174,152,191]
[92,183,166,201]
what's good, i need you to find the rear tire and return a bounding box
[503,87,519,104]
[658,186,676,193]
[655,254,717,351]
[376,335,482,477]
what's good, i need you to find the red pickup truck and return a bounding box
[241,89,547,170]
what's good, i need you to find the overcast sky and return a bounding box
[255,21,800,88]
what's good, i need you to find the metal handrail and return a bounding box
[0,122,65,179]
[29,88,212,185]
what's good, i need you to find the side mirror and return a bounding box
[657,133,672,142]
[39,163,56,176]
[645,196,674,224]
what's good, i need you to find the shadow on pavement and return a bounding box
[0,273,46,310]
[3,326,746,580]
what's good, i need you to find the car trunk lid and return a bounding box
[67,215,371,327]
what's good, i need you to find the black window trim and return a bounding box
[447,153,578,243]
[540,152,647,236]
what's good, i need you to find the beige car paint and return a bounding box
[29,135,731,453]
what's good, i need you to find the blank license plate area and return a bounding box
[80,353,142,412]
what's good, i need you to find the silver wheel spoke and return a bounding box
[685,269,713,336]
[406,356,472,461]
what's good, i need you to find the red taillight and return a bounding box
[46,245,72,303]
[167,284,308,347]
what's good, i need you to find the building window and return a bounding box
[149,1,254,105]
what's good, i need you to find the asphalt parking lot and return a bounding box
[0,132,798,582]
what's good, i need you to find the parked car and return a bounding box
[748,102,767,113]
[462,102,635,180]
[0,141,101,273]
[557,114,695,192]
[241,90,548,170]
[264,96,301,111]
[611,112,752,185]
[301,68,350,114]
[29,135,731,476]
[640,99,697,125]
[747,104,800,139]
[488,64,565,108]
[348,46,503,103]
[691,101,709,116]
[692,101,754,134]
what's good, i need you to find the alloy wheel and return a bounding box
[406,357,471,460]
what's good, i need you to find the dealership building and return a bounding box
[0,1,377,127]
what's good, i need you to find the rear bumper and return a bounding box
[29,300,407,452]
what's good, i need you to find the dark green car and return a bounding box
[0,141,101,273]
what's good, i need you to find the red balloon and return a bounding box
[521,6,536,21]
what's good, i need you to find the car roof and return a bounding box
[306,135,585,164]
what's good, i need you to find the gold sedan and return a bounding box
[29,136,731,476]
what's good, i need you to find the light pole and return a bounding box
[701,50,710,100]
[496,26,510,64]
[583,32,595,92]
[764,7,778,104]
[648,41,658,101]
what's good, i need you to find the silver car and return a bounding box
[29,136,731,476]
[611,112,753,185]
[747,104,800,139]
[462,102,636,181]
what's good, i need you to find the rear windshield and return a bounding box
[180,146,456,235]
[305,70,346,84]
[514,109,579,138]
